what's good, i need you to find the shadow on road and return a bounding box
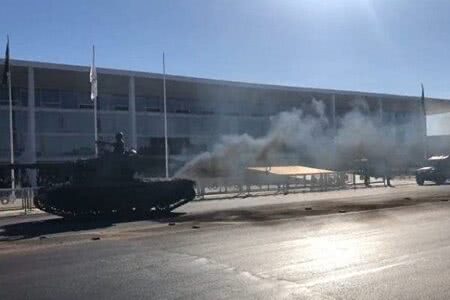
[0,212,183,241]
[1,194,448,241]
[171,196,449,225]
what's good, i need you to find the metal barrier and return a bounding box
[0,188,35,214]
[194,171,395,199]
[195,171,350,198]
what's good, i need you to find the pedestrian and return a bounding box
[361,158,370,187]
[384,158,394,187]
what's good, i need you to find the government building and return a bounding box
[1,59,450,178]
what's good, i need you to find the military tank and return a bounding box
[33,147,196,218]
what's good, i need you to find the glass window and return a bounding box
[188,98,217,115]
[98,94,128,111]
[13,111,28,134]
[136,115,149,134]
[0,112,27,158]
[36,111,95,133]
[168,138,190,155]
[136,137,189,155]
[0,110,9,132]
[37,135,95,157]
[63,112,95,133]
[190,116,218,135]
[0,133,9,158]
[0,87,7,103]
[137,115,164,136]
[139,137,165,155]
[136,96,161,112]
[217,99,240,116]
[38,89,60,108]
[0,110,28,150]
[242,99,265,117]
[0,111,9,158]
[60,90,78,109]
[98,114,129,135]
[36,112,63,133]
[168,98,190,114]
[17,88,28,106]
[78,92,93,109]
[0,87,27,106]
[239,117,265,136]
[168,116,190,136]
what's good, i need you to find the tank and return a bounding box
[34,150,196,218]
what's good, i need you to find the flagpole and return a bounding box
[421,83,427,160]
[92,46,98,157]
[6,36,15,197]
[163,52,169,178]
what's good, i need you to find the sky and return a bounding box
[1,0,450,133]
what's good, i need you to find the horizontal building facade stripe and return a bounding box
[1,58,449,103]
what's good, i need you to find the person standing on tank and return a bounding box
[113,132,125,154]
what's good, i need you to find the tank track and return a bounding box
[34,179,196,218]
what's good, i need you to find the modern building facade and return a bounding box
[1,59,450,177]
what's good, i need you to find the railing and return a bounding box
[0,188,35,214]
[194,171,398,199]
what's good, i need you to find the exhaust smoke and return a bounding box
[176,99,422,179]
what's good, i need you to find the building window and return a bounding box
[137,96,161,112]
[38,89,61,108]
[78,92,93,109]
[60,90,78,109]
[0,87,27,106]
[97,94,128,111]
[37,135,95,157]
[168,98,190,114]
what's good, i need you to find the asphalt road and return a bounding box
[1,183,450,299]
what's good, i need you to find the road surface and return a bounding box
[1,183,450,299]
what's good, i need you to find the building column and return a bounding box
[27,66,37,187]
[128,76,137,149]
[378,98,383,124]
[331,94,336,135]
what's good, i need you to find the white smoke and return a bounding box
[176,99,422,179]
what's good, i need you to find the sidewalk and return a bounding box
[0,208,44,218]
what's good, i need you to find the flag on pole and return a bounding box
[1,36,9,86]
[3,35,15,197]
[89,46,99,156]
[420,83,426,115]
[420,83,428,159]
[90,46,97,101]
[163,52,169,178]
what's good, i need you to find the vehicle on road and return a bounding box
[415,155,450,185]
[33,149,196,218]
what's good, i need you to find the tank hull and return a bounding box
[34,179,196,218]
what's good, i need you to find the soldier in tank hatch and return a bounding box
[96,132,126,156]
[113,132,125,155]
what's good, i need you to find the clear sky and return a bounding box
[2,0,450,134]
[2,0,450,98]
